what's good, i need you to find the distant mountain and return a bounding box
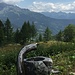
[41,11,75,19]
[0,3,75,34]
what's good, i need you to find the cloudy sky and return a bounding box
[1,0,75,13]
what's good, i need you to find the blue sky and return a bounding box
[17,0,75,7]
[1,0,75,13]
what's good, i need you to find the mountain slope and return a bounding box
[0,3,75,34]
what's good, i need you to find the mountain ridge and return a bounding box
[41,11,75,19]
[0,3,75,34]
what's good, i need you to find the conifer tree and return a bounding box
[43,27,52,41]
[27,21,31,39]
[0,20,4,46]
[14,28,20,43]
[31,22,37,38]
[20,21,30,44]
[38,33,43,41]
[56,30,63,41]
[20,21,37,44]
[4,18,13,43]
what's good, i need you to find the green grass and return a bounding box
[0,44,22,75]
[0,41,75,75]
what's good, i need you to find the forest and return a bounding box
[0,18,75,75]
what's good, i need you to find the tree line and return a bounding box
[38,24,75,43]
[0,18,13,46]
[0,18,37,46]
[0,18,75,46]
[56,24,75,42]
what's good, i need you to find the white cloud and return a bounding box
[0,0,24,4]
[29,1,75,13]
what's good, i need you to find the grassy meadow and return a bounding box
[0,44,22,75]
[0,41,75,75]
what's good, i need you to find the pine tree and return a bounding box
[14,28,20,43]
[0,20,4,46]
[19,21,37,44]
[4,18,13,43]
[43,27,52,41]
[27,21,32,39]
[31,22,37,39]
[56,30,63,41]
[38,33,43,41]
[20,21,30,44]
[0,20,4,29]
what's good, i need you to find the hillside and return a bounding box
[0,3,75,34]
